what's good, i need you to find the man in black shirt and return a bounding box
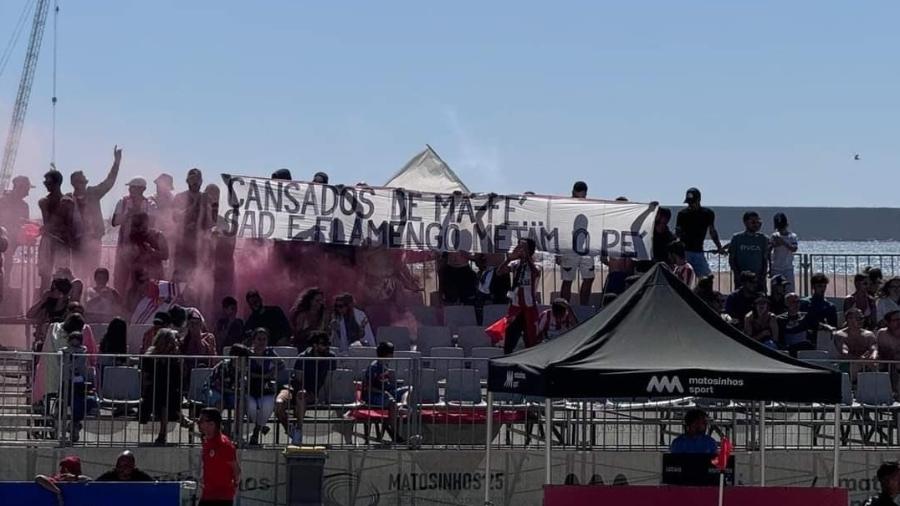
[274,331,336,445]
[244,289,291,346]
[96,451,154,481]
[675,187,725,278]
[863,461,900,506]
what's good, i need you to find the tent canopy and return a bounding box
[384,145,470,194]
[487,265,842,403]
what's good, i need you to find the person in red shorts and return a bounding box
[198,407,240,506]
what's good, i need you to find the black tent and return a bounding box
[487,264,842,403]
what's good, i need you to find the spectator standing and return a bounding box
[141,312,171,353]
[473,253,511,323]
[769,212,798,292]
[330,293,374,353]
[111,177,155,294]
[206,184,236,316]
[244,290,292,346]
[214,297,245,354]
[844,273,878,330]
[0,175,33,290]
[198,407,240,506]
[173,168,213,283]
[69,146,122,281]
[438,251,477,305]
[729,211,769,292]
[246,328,282,445]
[38,169,80,292]
[96,451,154,481]
[776,293,817,354]
[877,277,900,327]
[835,308,876,359]
[725,271,759,325]
[744,294,778,348]
[498,238,541,354]
[559,181,596,304]
[150,173,176,235]
[121,212,169,308]
[288,288,328,351]
[537,298,578,342]
[60,330,92,442]
[866,267,885,299]
[140,329,190,445]
[651,207,677,267]
[675,187,725,278]
[800,273,838,328]
[669,241,696,288]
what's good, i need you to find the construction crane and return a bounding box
[0,0,51,191]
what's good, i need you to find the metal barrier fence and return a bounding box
[4,350,900,451]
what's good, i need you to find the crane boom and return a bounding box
[0,0,51,191]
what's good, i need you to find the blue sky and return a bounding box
[1,0,898,215]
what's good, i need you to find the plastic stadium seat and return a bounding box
[470,347,504,381]
[418,368,440,404]
[411,306,438,327]
[346,347,377,379]
[588,293,605,307]
[797,350,829,363]
[482,305,508,327]
[416,326,452,355]
[187,368,214,406]
[427,347,465,381]
[571,305,597,324]
[320,369,361,407]
[841,373,852,406]
[816,330,839,358]
[392,350,421,383]
[445,368,483,403]
[856,372,895,405]
[443,305,478,329]
[456,326,490,356]
[99,367,141,405]
[377,326,412,351]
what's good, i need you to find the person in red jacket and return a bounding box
[198,407,240,506]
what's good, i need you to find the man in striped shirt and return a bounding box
[498,238,541,354]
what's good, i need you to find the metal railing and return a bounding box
[4,349,900,451]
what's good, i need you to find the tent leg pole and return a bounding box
[760,402,767,487]
[545,399,552,485]
[833,403,840,487]
[484,392,494,506]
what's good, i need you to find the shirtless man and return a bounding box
[173,168,213,282]
[835,308,876,359]
[38,169,80,292]
[876,310,900,397]
[112,177,154,293]
[0,175,33,290]
[70,147,121,282]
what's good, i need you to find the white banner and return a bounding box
[223,175,656,258]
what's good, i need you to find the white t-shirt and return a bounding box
[770,231,798,272]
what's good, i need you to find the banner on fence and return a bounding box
[222,175,657,258]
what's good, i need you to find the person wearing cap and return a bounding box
[96,450,154,482]
[863,461,900,506]
[0,174,33,289]
[37,169,81,292]
[558,181,596,305]
[675,187,724,278]
[112,175,155,294]
[70,146,122,281]
[35,455,92,500]
[768,212,798,292]
[312,171,329,184]
[173,168,213,283]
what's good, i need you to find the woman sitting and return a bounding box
[289,287,328,352]
[744,294,778,348]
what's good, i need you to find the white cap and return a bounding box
[126,176,147,187]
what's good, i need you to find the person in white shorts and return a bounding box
[559,181,596,306]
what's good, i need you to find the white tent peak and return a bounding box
[384,145,471,194]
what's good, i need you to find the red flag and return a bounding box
[485,317,508,345]
[711,437,733,471]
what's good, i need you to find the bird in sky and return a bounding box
[853,154,861,160]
